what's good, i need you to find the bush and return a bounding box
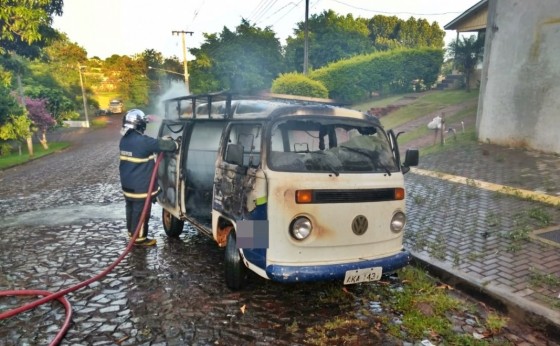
[271,73,329,98]
[310,48,444,102]
[0,142,12,157]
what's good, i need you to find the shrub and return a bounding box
[271,73,329,98]
[310,48,444,102]
[0,142,12,157]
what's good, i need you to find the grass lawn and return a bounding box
[397,102,479,148]
[351,95,405,112]
[378,90,479,130]
[0,141,70,170]
[351,89,481,155]
[90,116,110,128]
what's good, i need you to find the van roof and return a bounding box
[162,91,379,125]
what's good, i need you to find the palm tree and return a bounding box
[447,34,485,91]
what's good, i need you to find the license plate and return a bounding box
[343,267,382,284]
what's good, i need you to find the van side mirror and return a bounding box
[225,143,244,166]
[402,149,419,174]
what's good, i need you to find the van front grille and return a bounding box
[312,189,395,203]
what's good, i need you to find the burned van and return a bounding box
[156,92,418,290]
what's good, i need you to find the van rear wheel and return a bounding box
[224,231,248,290]
[162,209,184,237]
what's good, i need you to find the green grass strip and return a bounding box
[0,141,70,170]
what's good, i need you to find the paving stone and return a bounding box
[2,116,560,346]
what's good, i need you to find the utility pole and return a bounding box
[303,0,309,75]
[172,30,194,94]
[77,64,90,128]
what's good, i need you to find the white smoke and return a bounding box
[145,81,189,137]
[153,80,189,117]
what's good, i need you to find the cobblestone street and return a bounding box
[0,121,404,345]
[1,119,558,345]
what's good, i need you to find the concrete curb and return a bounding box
[411,167,560,206]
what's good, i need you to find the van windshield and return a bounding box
[268,118,397,174]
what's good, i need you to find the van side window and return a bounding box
[226,124,262,167]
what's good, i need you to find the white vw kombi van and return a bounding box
[156,92,418,290]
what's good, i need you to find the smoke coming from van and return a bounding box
[154,80,189,117]
[145,81,189,137]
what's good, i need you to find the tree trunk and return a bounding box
[26,135,33,157]
[465,70,471,92]
[39,130,49,150]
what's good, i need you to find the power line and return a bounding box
[272,0,304,26]
[250,0,275,22]
[250,0,270,19]
[257,1,298,25]
[190,0,207,26]
[252,0,279,23]
[330,0,462,16]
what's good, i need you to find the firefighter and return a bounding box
[119,109,178,246]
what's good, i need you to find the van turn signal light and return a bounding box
[296,190,313,203]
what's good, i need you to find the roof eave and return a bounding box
[444,0,488,30]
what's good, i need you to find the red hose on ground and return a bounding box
[0,153,164,346]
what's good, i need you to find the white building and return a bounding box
[446,0,560,154]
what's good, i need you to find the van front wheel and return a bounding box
[224,231,248,290]
[162,209,184,237]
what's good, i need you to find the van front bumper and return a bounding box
[265,249,410,283]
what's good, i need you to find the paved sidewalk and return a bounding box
[404,141,560,340]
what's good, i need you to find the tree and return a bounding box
[141,48,164,83]
[25,85,77,124]
[25,97,54,149]
[0,84,24,127]
[27,34,87,121]
[189,19,284,94]
[41,33,88,90]
[285,10,372,72]
[0,79,29,155]
[367,15,445,51]
[0,0,64,58]
[447,34,485,91]
[104,54,150,106]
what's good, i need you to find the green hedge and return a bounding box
[270,72,329,98]
[310,48,444,102]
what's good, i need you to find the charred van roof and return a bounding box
[162,91,379,125]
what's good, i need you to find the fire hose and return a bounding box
[0,153,164,346]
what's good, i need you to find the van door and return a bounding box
[214,123,263,220]
[157,120,188,216]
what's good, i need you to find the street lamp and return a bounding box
[77,64,89,128]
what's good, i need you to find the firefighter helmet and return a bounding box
[122,109,148,134]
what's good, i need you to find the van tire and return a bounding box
[162,209,184,237]
[224,231,248,290]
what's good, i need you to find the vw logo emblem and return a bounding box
[352,215,368,235]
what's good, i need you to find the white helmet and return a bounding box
[121,109,148,134]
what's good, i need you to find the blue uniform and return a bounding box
[119,130,176,243]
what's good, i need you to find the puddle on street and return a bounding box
[0,203,131,227]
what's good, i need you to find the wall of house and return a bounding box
[458,8,488,32]
[477,0,560,153]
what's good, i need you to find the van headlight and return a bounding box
[390,212,406,233]
[290,217,313,240]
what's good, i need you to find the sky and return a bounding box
[52,0,481,60]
